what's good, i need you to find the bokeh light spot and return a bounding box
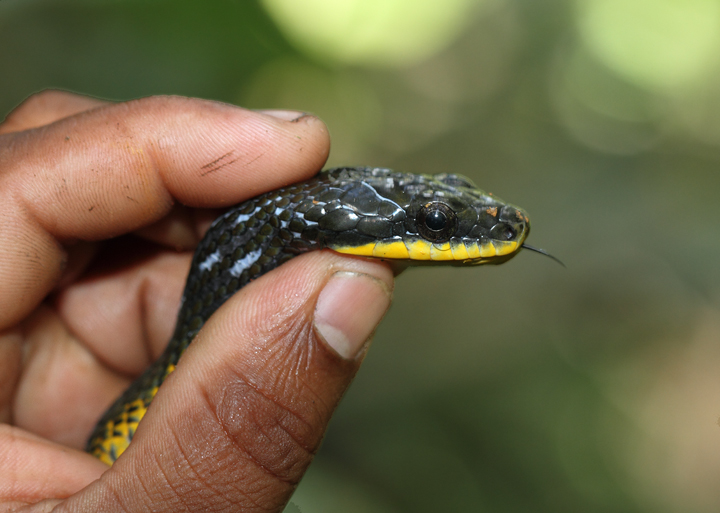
[577,0,720,91]
[260,0,490,66]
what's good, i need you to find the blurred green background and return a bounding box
[3,0,720,511]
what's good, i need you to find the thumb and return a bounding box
[59,251,393,513]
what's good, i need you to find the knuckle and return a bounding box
[5,90,68,119]
[23,89,67,104]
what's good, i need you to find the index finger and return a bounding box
[0,96,330,329]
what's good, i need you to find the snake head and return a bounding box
[399,172,530,265]
[322,168,530,265]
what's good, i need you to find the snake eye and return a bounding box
[417,202,457,242]
[491,223,516,241]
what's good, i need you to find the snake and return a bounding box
[86,166,547,465]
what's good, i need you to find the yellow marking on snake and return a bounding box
[373,240,410,259]
[334,240,415,260]
[335,240,453,261]
[164,363,176,378]
[90,383,164,465]
[450,241,470,260]
[492,240,518,256]
[333,242,375,257]
[466,242,481,259]
[480,241,496,258]
[332,239,521,262]
[334,240,416,260]
[406,240,432,260]
[429,242,452,260]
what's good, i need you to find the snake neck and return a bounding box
[85,181,323,461]
[169,191,321,364]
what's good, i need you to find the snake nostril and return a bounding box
[490,223,516,241]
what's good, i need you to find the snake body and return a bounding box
[86,167,530,464]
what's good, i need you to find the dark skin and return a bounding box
[0,91,393,512]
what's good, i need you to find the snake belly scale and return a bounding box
[86,166,531,464]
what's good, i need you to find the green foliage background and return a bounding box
[3,0,720,511]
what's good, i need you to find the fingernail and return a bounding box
[314,271,392,360]
[255,109,308,122]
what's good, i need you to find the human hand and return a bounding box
[0,91,393,512]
